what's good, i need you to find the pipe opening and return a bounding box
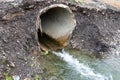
[36,4,76,51]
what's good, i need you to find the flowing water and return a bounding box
[52,50,112,80]
[37,26,120,80]
[38,48,120,80]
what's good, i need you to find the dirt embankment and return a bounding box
[71,7,120,57]
[0,0,120,80]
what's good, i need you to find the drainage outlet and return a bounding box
[36,4,76,51]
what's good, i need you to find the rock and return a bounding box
[24,78,31,80]
[13,75,20,80]
[9,62,15,68]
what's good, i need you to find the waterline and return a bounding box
[52,49,112,80]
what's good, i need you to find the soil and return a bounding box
[70,7,120,57]
[0,0,120,80]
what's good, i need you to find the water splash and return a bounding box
[52,49,112,80]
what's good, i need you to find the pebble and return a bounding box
[13,75,20,80]
[24,78,31,80]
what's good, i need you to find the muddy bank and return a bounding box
[70,7,120,57]
[0,0,120,79]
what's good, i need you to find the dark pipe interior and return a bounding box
[37,29,62,51]
[37,6,75,51]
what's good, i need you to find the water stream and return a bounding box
[38,48,120,80]
[52,49,111,80]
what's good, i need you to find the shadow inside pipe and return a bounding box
[37,29,63,51]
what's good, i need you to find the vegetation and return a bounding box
[34,75,39,80]
[42,51,49,55]
[69,0,82,4]
[4,73,13,80]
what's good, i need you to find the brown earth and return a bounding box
[0,0,120,80]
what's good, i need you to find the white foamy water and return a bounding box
[52,49,112,80]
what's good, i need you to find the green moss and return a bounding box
[34,74,39,80]
[4,73,13,80]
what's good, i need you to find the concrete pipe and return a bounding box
[36,4,76,51]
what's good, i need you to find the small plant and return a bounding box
[77,0,82,5]
[4,73,13,80]
[69,0,74,4]
[69,0,82,5]
[34,74,39,80]
[42,51,49,55]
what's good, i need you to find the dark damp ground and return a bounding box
[70,6,120,58]
[0,0,120,80]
